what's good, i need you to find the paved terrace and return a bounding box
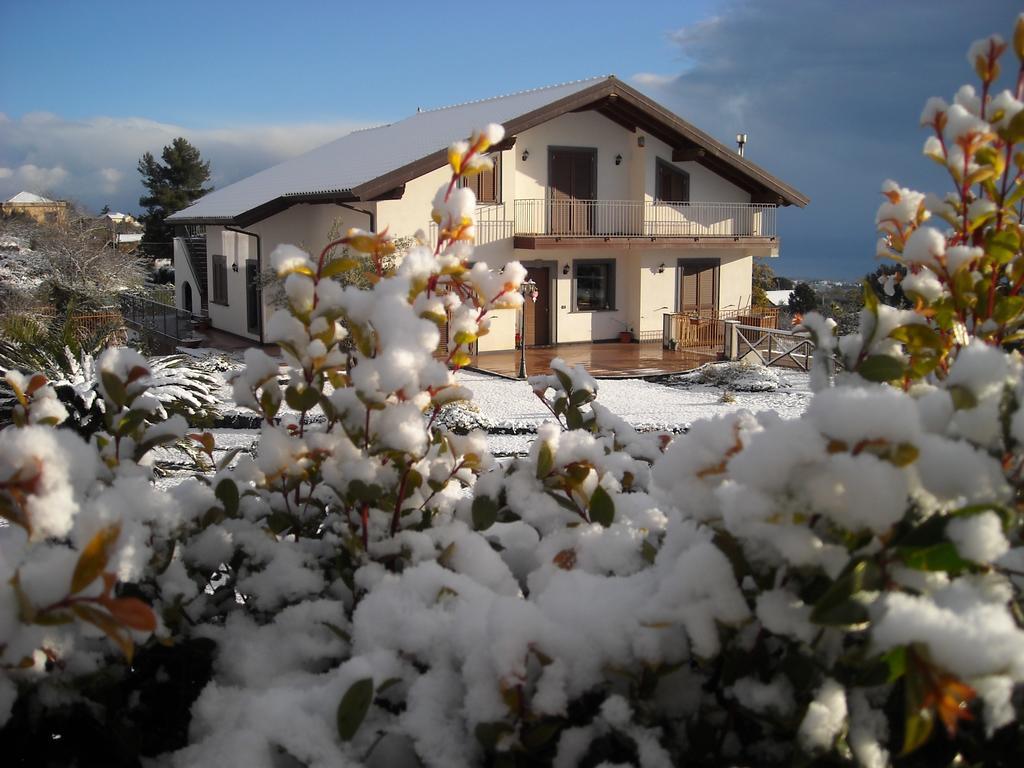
[469,342,719,379]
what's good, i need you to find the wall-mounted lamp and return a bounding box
[657,263,665,274]
[562,264,570,276]
[521,148,530,162]
[615,154,623,166]
[637,135,645,147]
[232,263,239,272]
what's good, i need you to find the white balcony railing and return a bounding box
[428,203,513,246]
[428,200,778,244]
[513,199,777,239]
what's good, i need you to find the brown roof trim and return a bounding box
[353,76,807,207]
[170,190,360,227]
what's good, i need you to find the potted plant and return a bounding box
[616,322,634,343]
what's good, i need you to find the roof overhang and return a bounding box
[353,77,808,207]
[169,190,361,227]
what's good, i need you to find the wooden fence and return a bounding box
[662,307,779,351]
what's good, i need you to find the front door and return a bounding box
[523,267,551,346]
[549,148,596,235]
[680,260,718,315]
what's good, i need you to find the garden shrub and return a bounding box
[4,18,1024,767]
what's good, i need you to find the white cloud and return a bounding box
[631,72,678,88]
[0,113,376,213]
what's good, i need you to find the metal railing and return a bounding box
[514,200,777,239]
[663,307,779,351]
[429,203,514,246]
[120,293,194,342]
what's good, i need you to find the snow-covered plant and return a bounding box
[6,19,1024,767]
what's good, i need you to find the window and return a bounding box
[212,254,229,305]
[573,260,615,311]
[460,152,500,203]
[655,159,689,202]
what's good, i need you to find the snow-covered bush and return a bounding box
[4,19,1024,766]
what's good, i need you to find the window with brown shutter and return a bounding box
[212,254,229,305]
[655,159,689,202]
[460,152,500,203]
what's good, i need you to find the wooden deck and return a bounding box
[469,342,719,379]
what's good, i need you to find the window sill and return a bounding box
[570,307,618,314]
[210,300,230,307]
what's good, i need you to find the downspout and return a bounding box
[224,225,263,344]
[337,202,375,234]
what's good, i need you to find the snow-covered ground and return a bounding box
[149,360,814,483]
[445,363,813,455]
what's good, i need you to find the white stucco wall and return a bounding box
[514,112,635,204]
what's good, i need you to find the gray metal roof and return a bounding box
[168,77,608,223]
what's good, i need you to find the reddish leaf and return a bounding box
[104,597,157,632]
[70,524,121,595]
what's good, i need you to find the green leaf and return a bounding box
[285,384,320,412]
[522,720,563,752]
[215,479,239,516]
[101,372,128,407]
[810,559,882,627]
[536,442,554,479]
[883,646,907,682]
[475,721,513,750]
[321,257,360,279]
[898,542,971,572]
[993,295,1024,324]
[862,279,879,315]
[336,677,374,741]
[569,388,593,407]
[857,355,906,382]
[322,621,351,643]
[472,495,499,531]
[641,540,658,565]
[948,385,978,411]
[889,324,942,351]
[588,485,614,527]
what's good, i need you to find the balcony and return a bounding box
[512,199,777,250]
[430,200,779,250]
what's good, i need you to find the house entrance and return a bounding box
[549,148,596,236]
[523,266,551,346]
[680,260,718,313]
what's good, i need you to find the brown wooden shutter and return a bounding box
[697,265,716,311]
[681,268,698,311]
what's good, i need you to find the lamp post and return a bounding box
[517,278,538,379]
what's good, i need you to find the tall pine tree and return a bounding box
[137,138,212,260]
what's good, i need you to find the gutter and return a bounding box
[337,202,375,234]
[224,225,264,344]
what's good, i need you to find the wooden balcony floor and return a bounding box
[468,342,719,379]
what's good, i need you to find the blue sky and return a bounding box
[0,0,1019,279]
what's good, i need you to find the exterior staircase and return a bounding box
[183,235,209,315]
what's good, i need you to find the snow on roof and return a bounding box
[765,290,794,307]
[5,191,56,204]
[168,77,608,223]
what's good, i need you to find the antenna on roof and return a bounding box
[736,133,748,157]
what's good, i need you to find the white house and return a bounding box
[168,76,807,350]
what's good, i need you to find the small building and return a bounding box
[2,191,68,226]
[100,212,144,247]
[168,76,807,350]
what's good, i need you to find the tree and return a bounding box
[99,204,111,216]
[137,138,212,260]
[788,281,819,315]
[866,263,911,308]
[751,261,775,307]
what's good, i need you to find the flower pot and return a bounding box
[618,331,633,343]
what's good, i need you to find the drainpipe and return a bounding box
[225,225,263,344]
[337,202,375,234]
